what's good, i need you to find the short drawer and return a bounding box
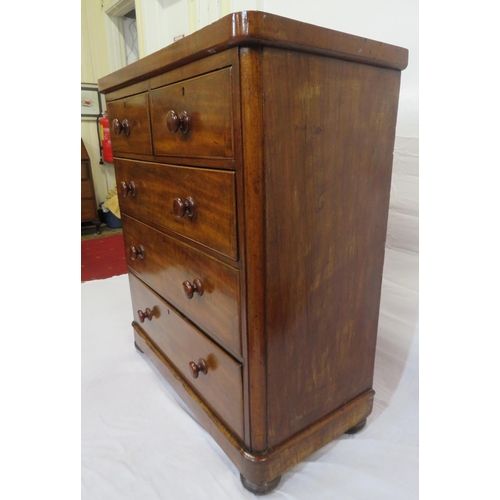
[107,92,152,155]
[150,67,233,159]
[129,273,244,440]
[123,214,241,356]
[115,159,238,260]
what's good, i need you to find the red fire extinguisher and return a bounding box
[98,112,114,163]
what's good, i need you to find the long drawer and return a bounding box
[115,159,238,260]
[123,214,241,356]
[129,273,244,440]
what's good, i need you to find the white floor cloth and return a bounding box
[82,262,418,499]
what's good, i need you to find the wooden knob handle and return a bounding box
[130,245,145,260]
[183,279,204,299]
[120,180,136,197]
[138,308,153,323]
[112,118,122,135]
[166,110,179,133]
[166,110,190,134]
[173,196,195,218]
[188,358,208,379]
[121,118,130,137]
[112,118,131,136]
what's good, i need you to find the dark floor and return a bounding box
[81,221,123,241]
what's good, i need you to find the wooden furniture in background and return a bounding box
[98,11,408,494]
[81,139,101,234]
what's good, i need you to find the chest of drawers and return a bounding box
[98,11,408,494]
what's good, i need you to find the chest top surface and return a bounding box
[98,10,408,95]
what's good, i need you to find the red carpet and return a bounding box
[81,234,128,282]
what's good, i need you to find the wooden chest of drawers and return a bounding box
[98,11,407,494]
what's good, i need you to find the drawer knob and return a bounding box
[121,180,136,197]
[112,118,131,137]
[166,110,191,134]
[112,118,121,135]
[137,308,153,323]
[188,358,208,379]
[130,245,145,260]
[183,279,204,299]
[173,196,196,218]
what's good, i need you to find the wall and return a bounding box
[135,0,190,56]
[81,0,116,207]
[134,1,263,53]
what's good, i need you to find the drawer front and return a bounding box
[115,159,238,260]
[81,179,93,199]
[81,199,96,220]
[107,92,152,155]
[81,161,90,180]
[150,68,233,159]
[123,215,241,356]
[129,273,244,439]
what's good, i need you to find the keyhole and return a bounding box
[182,87,185,96]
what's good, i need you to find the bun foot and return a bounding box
[345,418,367,434]
[134,341,144,353]
[240,474,281,495]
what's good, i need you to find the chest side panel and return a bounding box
[262,48,401,447]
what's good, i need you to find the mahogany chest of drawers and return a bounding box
[98,11,408,494]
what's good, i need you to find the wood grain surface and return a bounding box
[98,11,408,94]
[262,48,401,447]
[150,67,234,159]
[106,92,152,155]
[115,159,238,260]
[129,273,244,439]
[122,214,242,356]
[97,10,408,492]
